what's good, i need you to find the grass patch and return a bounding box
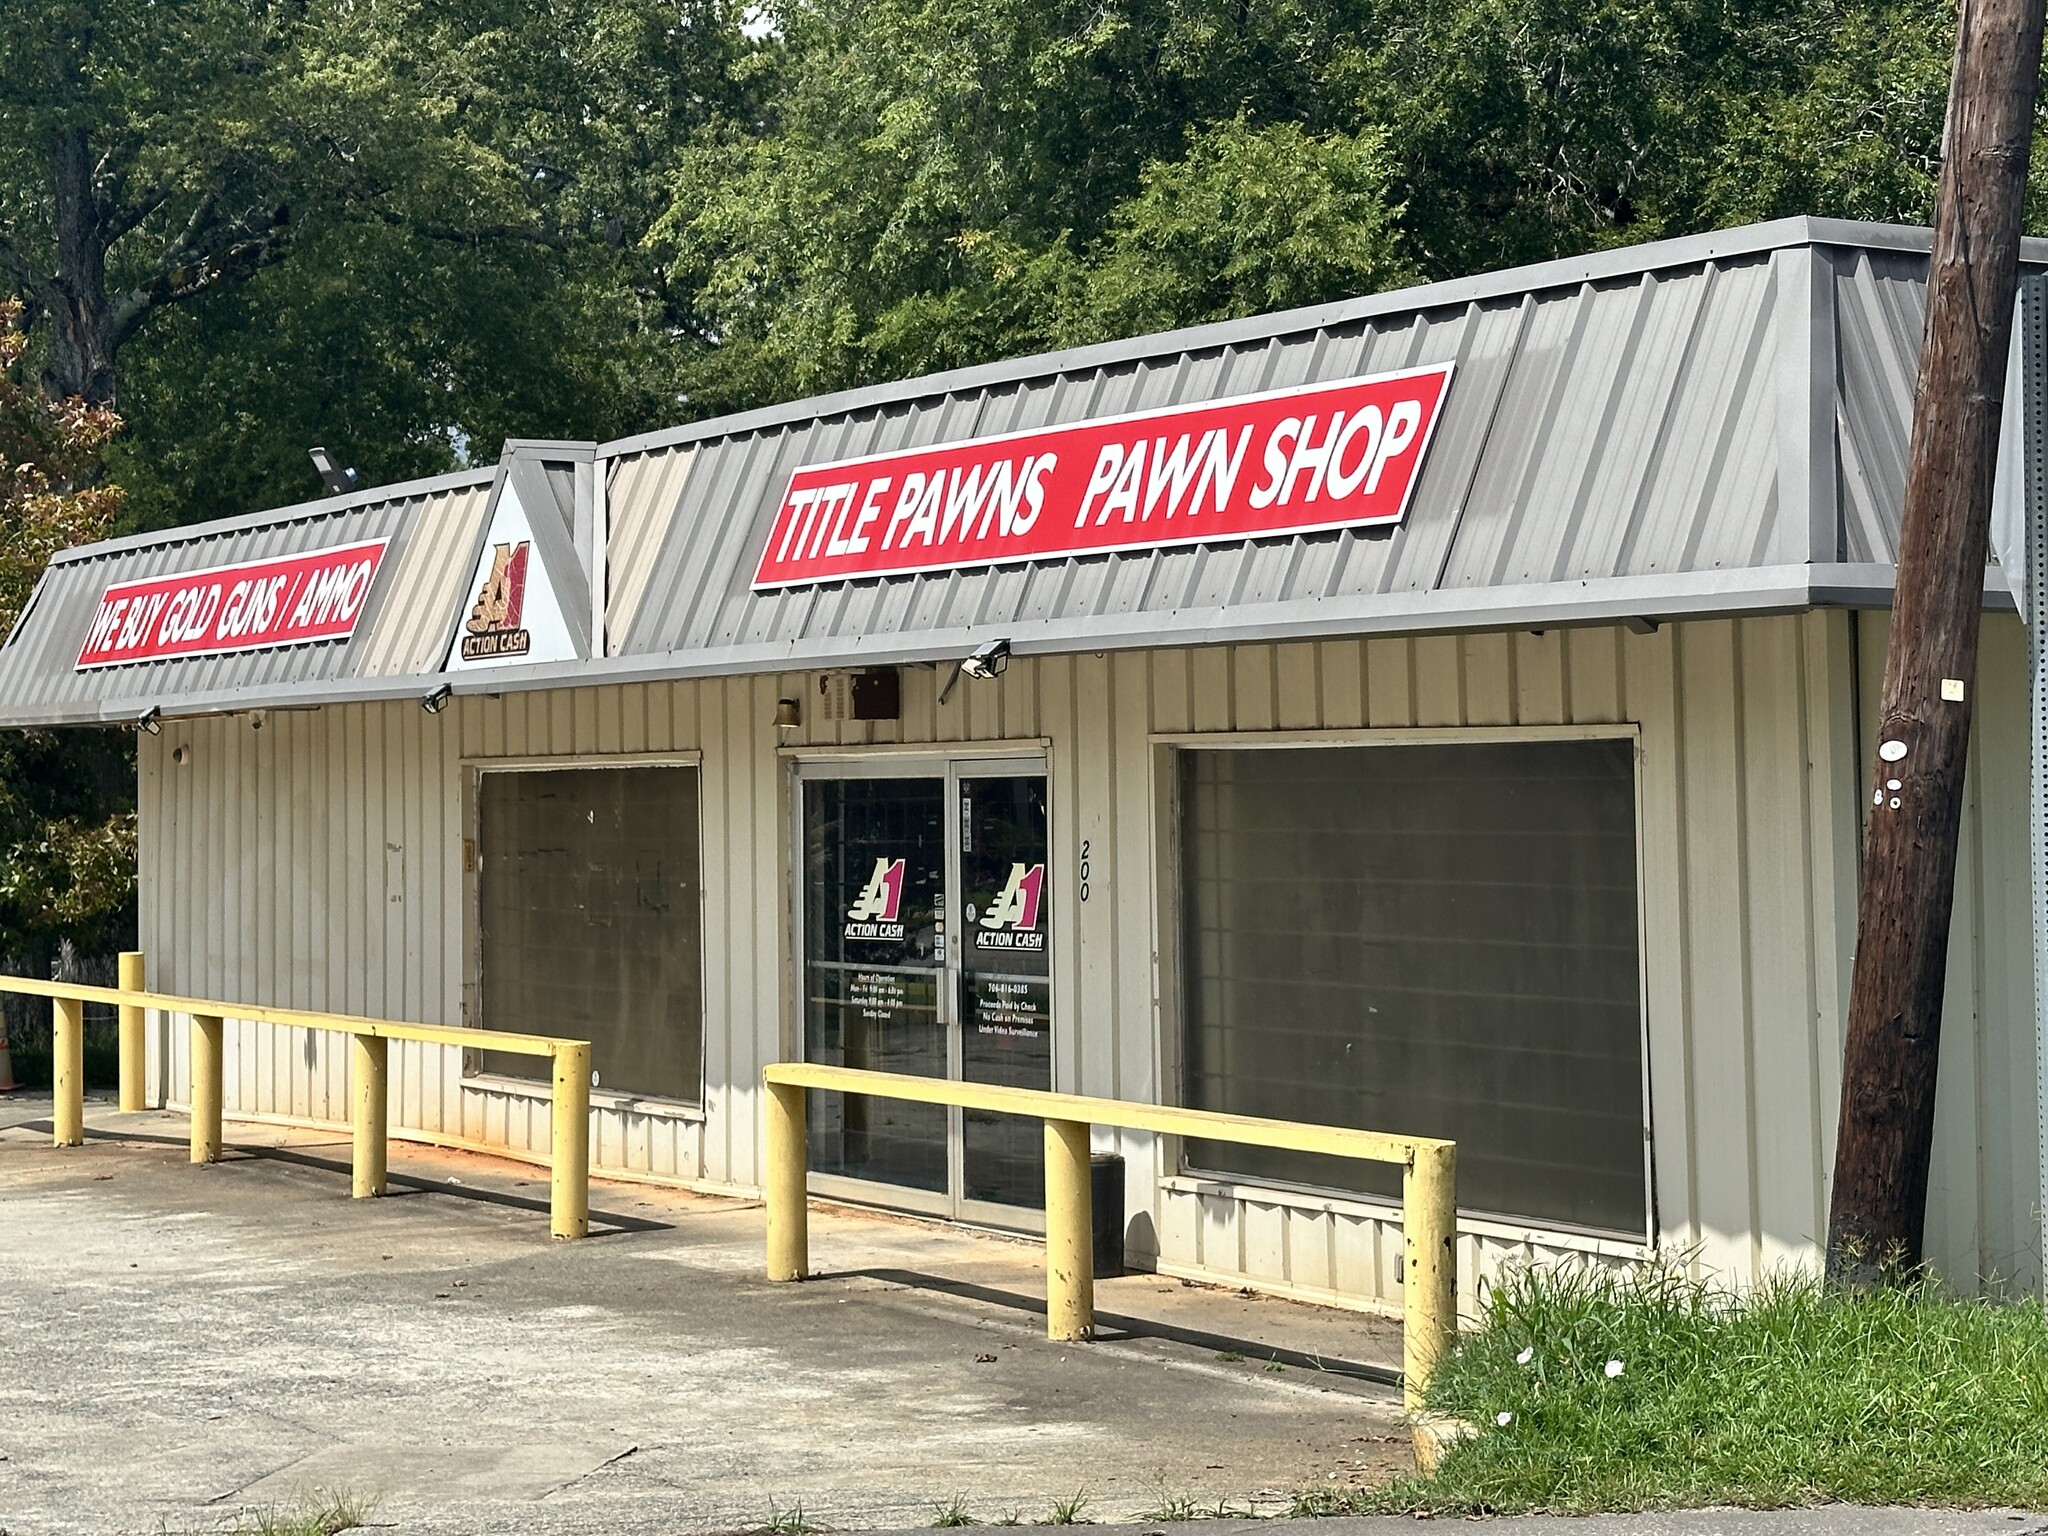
[1357,1262,2048,1515]
[1040,1491,1089,1524]
[233,1490,373,1536]
[753,1501,818,1535]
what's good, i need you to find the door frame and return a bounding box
[790,747,1052,1230]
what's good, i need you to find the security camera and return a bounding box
[421,683,454,715]
[960,638,1011,680]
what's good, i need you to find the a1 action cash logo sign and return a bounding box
[974,862,1046,951]
[752,363,1453,589]
[461,540,531,660]
[844,856,907,941]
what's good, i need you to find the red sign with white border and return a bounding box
[76,538,391,670]
[751,363,1454,590]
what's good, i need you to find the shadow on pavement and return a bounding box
[834,1265,1403,1388]
[26,1119,674,1235]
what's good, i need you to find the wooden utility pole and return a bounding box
[1827,0,2047,1285]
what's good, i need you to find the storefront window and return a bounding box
[475,765,703,1102]
[1178,738,1645,1234]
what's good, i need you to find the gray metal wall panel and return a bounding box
[356,483,494,676]
[0,473,494,723]
[7,223,2024,728]
[602,251,1807,671]
[1836,248,1925,564]
[136,614,2038,1301]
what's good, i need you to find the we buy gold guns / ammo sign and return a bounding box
[751,363,1454,590]
[76,539,390,669]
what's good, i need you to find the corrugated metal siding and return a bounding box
[355,481,495,676]
[0,470,494,724]
[607,447,696,642]
[1835,248,1926,566]
[605,253,1802,669]
[10,223,2041,729]
[135,615,2041,1303]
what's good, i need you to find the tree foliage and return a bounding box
[0,0,751,527]
[657,0,1991,414]
[0,300,134,960]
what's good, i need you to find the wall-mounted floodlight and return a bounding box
[309,446,360,497]
[421,683,453,715]
[136,706,162,736]
[960,638,1011,680]
[774,696,802,733]
[940,637,1014,705]
[1623,616,1660,635]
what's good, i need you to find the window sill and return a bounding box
[1158,1172,1656,1259]
[463,1072,708,1123]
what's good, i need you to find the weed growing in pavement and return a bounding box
[1041,1491,1089,1524]
[1137,1491,1200,1522]
[1213,1350,1243,1363]
[1306,1262,2048,1517]
[930,1495,976,1527]
[233,1490,374,1536]
[993,1511,1023,1527]
[754,1500,818,1534]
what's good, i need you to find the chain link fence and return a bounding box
[2,942,122,1087]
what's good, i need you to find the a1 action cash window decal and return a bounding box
[751,363,1454,590]
[461,540,531,660]
[843,856,907,940]
[974,862,1046,951]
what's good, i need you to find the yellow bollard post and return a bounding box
[549,1041,591,1240]
[351,1033,389,1198]
[1043,1118,1094,1342]
[52,995,84,1147]
[190,1013,224,1164]
[118,952,146,1112]
[1402,1141,1458,1415]
[763,1077,810,1281]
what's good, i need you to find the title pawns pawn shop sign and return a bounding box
[751,363,1454,589]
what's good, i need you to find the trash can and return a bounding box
[1090,1152,1125,1278]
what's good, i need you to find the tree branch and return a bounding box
[106,203,293,347]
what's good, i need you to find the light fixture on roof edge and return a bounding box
[940,637,1014,705]
[421,683,454,715]
[136,706,161,736]
[308,445,360,496]
[960,638,1012,680]
[774,696,801,734]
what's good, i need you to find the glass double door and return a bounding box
[800,760,1052,1226]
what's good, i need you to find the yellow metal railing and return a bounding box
[761,1061,1458,1408]
[1,954,592,1239]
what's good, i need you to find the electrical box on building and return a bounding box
[851,667,901,721]
[815,668,901,722]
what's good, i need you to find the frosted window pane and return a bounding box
[477,766,703,1103]
[1179,740,1645,1234]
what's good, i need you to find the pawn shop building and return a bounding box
[4,216,2044,1304]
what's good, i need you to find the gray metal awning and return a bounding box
[0,216,2029,728]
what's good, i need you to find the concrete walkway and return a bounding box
[6,1098,2040,1536]
[2,1095,1410,1535]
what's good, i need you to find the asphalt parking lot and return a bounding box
[0,1095,1410,1535]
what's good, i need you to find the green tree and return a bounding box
[0,299,135,966]
[0,0,754,527]
[661,0,2008,419]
